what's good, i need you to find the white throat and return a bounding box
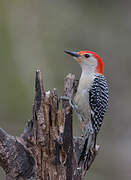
[78,60,97,90]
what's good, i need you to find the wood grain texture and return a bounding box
[0,70,98,180]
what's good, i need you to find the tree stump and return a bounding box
[0,70,98,180]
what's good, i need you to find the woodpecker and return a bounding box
[64,50,108,163]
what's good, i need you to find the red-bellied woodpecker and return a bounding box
[64,50,108,164]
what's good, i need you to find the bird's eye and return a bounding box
[84,54,90,58]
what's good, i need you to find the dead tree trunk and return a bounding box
[0,70,98,180]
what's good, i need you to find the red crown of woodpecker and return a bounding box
[64,50,104,75]
[78,51,103,75]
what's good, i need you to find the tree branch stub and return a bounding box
[0,70,98,180]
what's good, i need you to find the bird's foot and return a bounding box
[73,79,79,94]
[59,96,74,108]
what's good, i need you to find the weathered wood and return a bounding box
[0,128,35,180]
[0,70,98,180]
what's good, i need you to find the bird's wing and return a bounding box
[89,74,108,133]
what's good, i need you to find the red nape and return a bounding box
[78,51,103,75]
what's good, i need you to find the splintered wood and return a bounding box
[0,70,98,180]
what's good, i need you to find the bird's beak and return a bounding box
[64,50,80,57]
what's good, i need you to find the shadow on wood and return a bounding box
[0,70,98,180]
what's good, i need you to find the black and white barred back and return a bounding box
[89,74,108,134]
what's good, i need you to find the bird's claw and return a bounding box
[59,96,74,108]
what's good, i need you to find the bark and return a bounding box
[0,70,99,180]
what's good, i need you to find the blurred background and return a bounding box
[0,0,131,179]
